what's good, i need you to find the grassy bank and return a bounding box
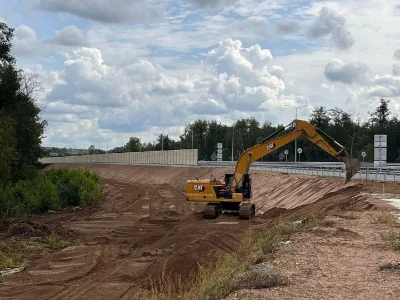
[0,232,71,268]
[0,168,102,219]
[143,217,323,300]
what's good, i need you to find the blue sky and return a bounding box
[1,0,400,149]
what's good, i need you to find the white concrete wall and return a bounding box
[40,149,198,166]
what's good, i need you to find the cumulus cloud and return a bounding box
[308,7,354,50]
[48,25,87,47]
[37,0,164,23]
[324,59,370,84]
[44,39,304,139]
[276,19,300,35]
[348,51,400,102]
[203,39,285,110]
[183,0,238,8]
[12,25,40,56]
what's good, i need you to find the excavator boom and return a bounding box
[229,120,360,192]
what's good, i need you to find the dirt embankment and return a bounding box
[44,164,359,214]
[0,164,376,300]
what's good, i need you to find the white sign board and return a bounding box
[217,142,223,161]
[284,149,289,155]
[361,152,366,157]
[374,134,387,168]
[374,135,387,148]
[297,148,302,154]
[374,148,387,161]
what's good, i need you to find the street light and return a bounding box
[224,117,238,162]
[284,104,310,162]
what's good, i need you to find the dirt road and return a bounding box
[0,164,394,299]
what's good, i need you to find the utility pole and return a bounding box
[191,129,194,149]
[161,133,163,151]
[284,104,309,162]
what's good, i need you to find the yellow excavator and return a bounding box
[185,119,361,219]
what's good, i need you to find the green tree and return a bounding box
[0,110,16,185]
[0,22,47,181]
[0,22,15,64]
[370,98,390,129]
[88,145,95,154]
[125,137,141,152]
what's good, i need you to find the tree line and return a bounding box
[62,98,397,163]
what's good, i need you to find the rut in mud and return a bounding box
[0,164,365,300]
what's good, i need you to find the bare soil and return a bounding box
[0,164,399,299]
[226,194,400,300]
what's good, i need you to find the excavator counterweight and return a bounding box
[185,119,361,220]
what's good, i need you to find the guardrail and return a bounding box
[198,161,400,182]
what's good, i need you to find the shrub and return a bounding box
[0,168,101,219]
[45,168,101,207]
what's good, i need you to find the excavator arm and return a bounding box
[229,120,360,192]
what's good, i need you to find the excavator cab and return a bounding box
[223,173,252,200]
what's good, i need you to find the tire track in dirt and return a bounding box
[0,165,364,299]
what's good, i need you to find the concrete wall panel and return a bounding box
[40,149,198,166]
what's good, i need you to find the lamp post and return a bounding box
[225,117,238,162]
[284,104,309,162]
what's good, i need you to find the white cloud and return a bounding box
[12,0,400,148]
[48,25,87,47]
[347,51,400,102]
[41,38,305,146]
[393,49,400,76]
[308,7,354,50]
[182,0,238,8]
[37,0,165,23]
[12,25,40,56]
[324,59,370,84]
[276,19,300,35]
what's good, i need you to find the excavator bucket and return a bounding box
[342,157,361,181]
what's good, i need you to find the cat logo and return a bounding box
[194,184,205,191]
[266,143,276,150]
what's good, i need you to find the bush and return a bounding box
[0,168,102,219]
[45,168,101,207]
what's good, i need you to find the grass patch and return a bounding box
[0,251,23,268]
[0,168,102,219]
[45,232,70,250]
[369,212,400,227]
[0,232,70,269]
[146,217,329,300]
[381,231,400,251]
[330,210,359,220]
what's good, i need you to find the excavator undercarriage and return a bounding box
[185,119,361,220]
